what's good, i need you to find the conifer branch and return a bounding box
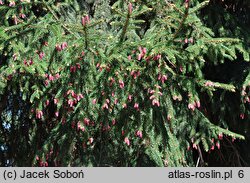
[5,29,34,42]
[189,1,210,14]
[202,38,241,44]
[0,0,249,167]
[119,16,130,44]
[165,0,184,15]
[197,144,205,167]
[84,26,89,49]
[172,1,190,39]
[66,20,104,30]
[4,16,36,32]
[42,1,77,38]
[119,4,132,44]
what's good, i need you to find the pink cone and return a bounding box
[39,52,45,60]
[134,103,139,110]
[54,98,58,104]
[9,1,15,7]
[218,133,223,140]
[92,99,97,104]
[188,103,195,111]
[124,137,130,146]
[128,2,133,15]
[136,130,143,138]
[89,137,94,144]
[61,42,68,50]
[119,80,125,89]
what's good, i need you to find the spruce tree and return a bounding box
[0,0,249,166]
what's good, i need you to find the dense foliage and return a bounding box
[0,0,249,167]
